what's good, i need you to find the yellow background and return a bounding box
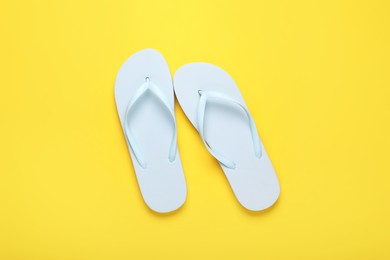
[1,0,389,259]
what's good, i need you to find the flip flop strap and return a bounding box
[196,90,262,169]
[124,78,177,169]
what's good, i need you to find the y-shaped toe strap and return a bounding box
[124,78,177,169]
[197,90,262,169]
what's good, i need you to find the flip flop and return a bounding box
[174,62,280,211]
[115,49,187,213]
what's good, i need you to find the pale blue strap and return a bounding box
[197,90,262,169]
[124,78,177,169]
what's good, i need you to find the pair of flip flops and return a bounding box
[115,49,280,213]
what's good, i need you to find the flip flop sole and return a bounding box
[174,62,280,211]
[115,49,187,213]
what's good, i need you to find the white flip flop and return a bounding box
[115,49,186,213]
[174,63,280,211]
